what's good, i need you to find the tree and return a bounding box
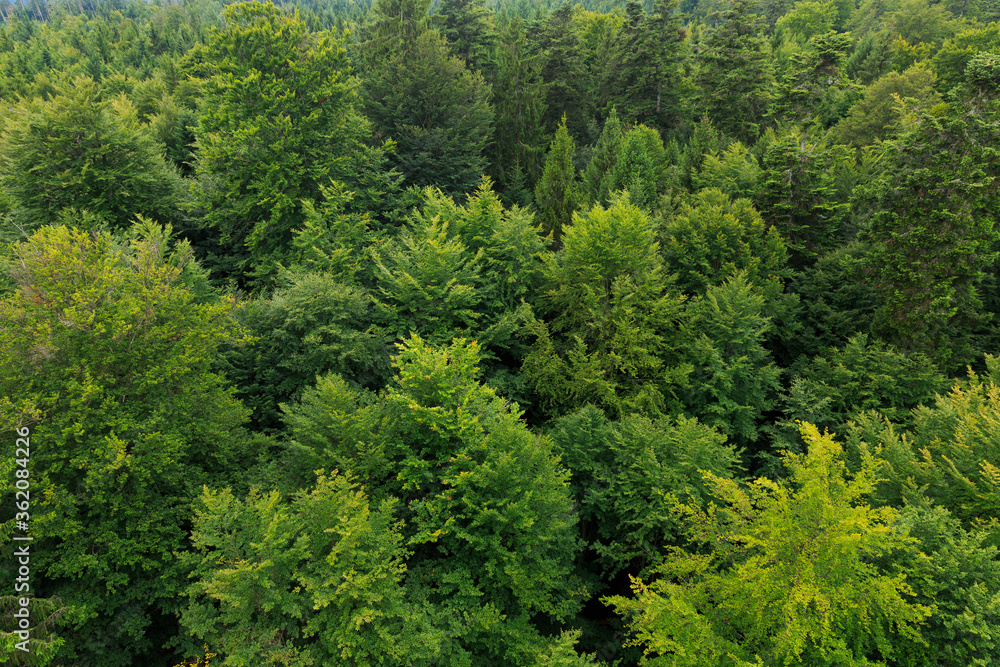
[661,188,788,297]
[549,406,742,577]
[522,193,690,419]
[829,64,941,148]
[696,0,774,144]
[0,75,182,234]
[360,0,493,196]
[432,0,498,75]
[683,273,782,449]
[178,474,419,666]
[192,1,388,288]
[863,59,1000,365]
[531,3,591,138]
[0,221,253,665]
[755,131,851,267]
[607,424,931,667]
[534,116,581,244]
[489,16,549,206]
[602,0,685,130]
[282,337,591,666]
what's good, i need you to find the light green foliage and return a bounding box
[179,474,416,666]
[829,64,941,148]
[775,0,838,42]
[692,141,763,200]
[360,4,493,196]
[607,424,931,667]
[755,131,852,267]
[0,221,251,665]
[535,116,581,243]
[193,1,386,288]
[549,405,741,575]
[696,0,774,144]
[683,273,782,448]
[0,75,182,233]
[283,337,587,665]
[847,361,1000,530]
[888,0,956,48]
[863,81,1000,365]
[662,188,788,297]
[523,194,690,419]
[931,23,1000,93]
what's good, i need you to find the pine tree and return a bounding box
[534,116,580,244]
[696,0,774,144]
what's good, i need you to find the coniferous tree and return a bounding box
[696,0,774,144]
[534,116,580,244]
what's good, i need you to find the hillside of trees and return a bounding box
[2,0,1000,664]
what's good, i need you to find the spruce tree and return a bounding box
[534,116,580,244]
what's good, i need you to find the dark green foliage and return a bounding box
[219,273,392,433]
[490,16,549,205]
[863,86,1000,365]
[0,75,182,233]
[361,0,493,196]
[580,106,625,206]
[696,0,774,144]
[755,131,851,266]
[531,3,591,138]
[771,334,947,451]
[601,0,684,130]
[769,30,860,129]
[683,273,782,448]
[433,0,498,73]
[0,221,253,665]
[888,500,1000,667]
[549,405,742,575]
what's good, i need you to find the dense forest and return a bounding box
[1,0,1000,663]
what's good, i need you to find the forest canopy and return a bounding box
[2,0,1000,664]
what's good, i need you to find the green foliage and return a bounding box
[602,0,685,130]
[829,64,941,148]
[889,500,1000,667]
[360,11,493,196]
[218,273,391,433]
[179,474,417,666]
[769,31,860,130]
[661,188,788,296]
[683,273,782,448]
[523,193,690,418]
[283,336,587,665]
[755,131,852,266]
[193,1,386,288]
[691,141,763,200]
[771,334,947,451]
[607,124,669,210]
[549,405,742,575]
[696,0,774,144]
[0,221,252,665]
[607,424,931,667]
[534,116,581,243]
[490,16,549,205]
[433,0,498,73]
[0,75,182,233]
[863,90,1000,365]
[580,107,625,206]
